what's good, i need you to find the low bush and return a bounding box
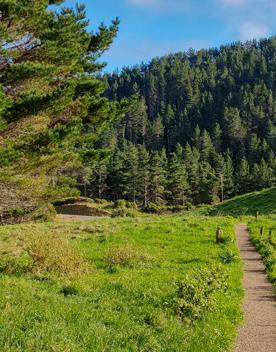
[250,235,276,283]
[176,265,227,323]
[114,199,127,208]
[104,245,152,271]
[0,232,89,279]
[125,201,138,210]
[144,202,167,214]
[60,285,79,297]
[23,233,89,278]
[32,203,57,222]
[220,250,238,264]
[111,208,138,218]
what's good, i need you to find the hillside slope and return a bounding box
[207,188,276,216]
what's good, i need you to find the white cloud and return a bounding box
[240,21,269,40]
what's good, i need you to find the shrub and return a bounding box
[250,235,276,283]
[125,201,138,210]
[94,198,109,205]
[111,208,137,218]
[114,199,127,208]
[22,233,89,278]
[104,245,152,271]
[220,250,238,264]
[60,285,78,297]
[176,265,227,323]
[32,203,56,222]
[170,205,186,213]
[144,202,167,214]
[0,230,89,279]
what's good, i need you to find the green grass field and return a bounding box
[207,188,276,217]
[0,215,243,352]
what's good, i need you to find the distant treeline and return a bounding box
[87,38,276,206]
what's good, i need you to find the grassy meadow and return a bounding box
[0,215,243,352]
[207,188,276,217]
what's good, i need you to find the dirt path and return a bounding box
[235,224,276,352]
[56,214,100,221]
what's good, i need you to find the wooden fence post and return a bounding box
[256,211,259,220]
[269,229,273,245]
[260,227,264,236]
[216,226,222,243]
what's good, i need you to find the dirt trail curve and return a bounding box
[235,224,276,352]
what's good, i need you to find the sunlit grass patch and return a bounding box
[0,214,243,352]
[0,230,89,279]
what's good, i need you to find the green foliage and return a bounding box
[98,38,276,206]
[176,265,227,322]
[111,207,138,218]
[144,202,167,214]
[208,188,276,216]
[31,204,57,222]
[104,245,152,271]
[0,215,243,351]
[220,250,238,264]
[0,231,89,279]
[0,0,119,209]
[248,217,276,284]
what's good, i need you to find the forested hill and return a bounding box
[88,38,276,206]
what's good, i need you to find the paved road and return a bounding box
[235,224,276,352]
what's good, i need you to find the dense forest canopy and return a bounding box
[88,38,276,207]
[0,1,275,213]
[0,0,119,212]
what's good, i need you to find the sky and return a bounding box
[63,0,276,72]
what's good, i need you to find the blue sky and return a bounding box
[63,0,276,71]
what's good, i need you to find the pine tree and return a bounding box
[107,149,124,200]
[0,1,119,205]
[193,125,201,149]
[251,159,274,191]
[235,157,251,194]
[121,143,139,202]
[223,152,234,199]
[167,152,189,205]
[137,145,150,207]
[197,162,219,204]
[200,130,214,161]
[184,143,200,203]
[91,160,108,199]
[212,123,222,152]
[148,151,167,204]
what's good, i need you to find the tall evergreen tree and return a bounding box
[148,150,167,204]
[167,152,189,205]
[0,0,119,207]
[137,145,150,207]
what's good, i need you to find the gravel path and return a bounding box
[235,224,276,352]
[56,214,100,221]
